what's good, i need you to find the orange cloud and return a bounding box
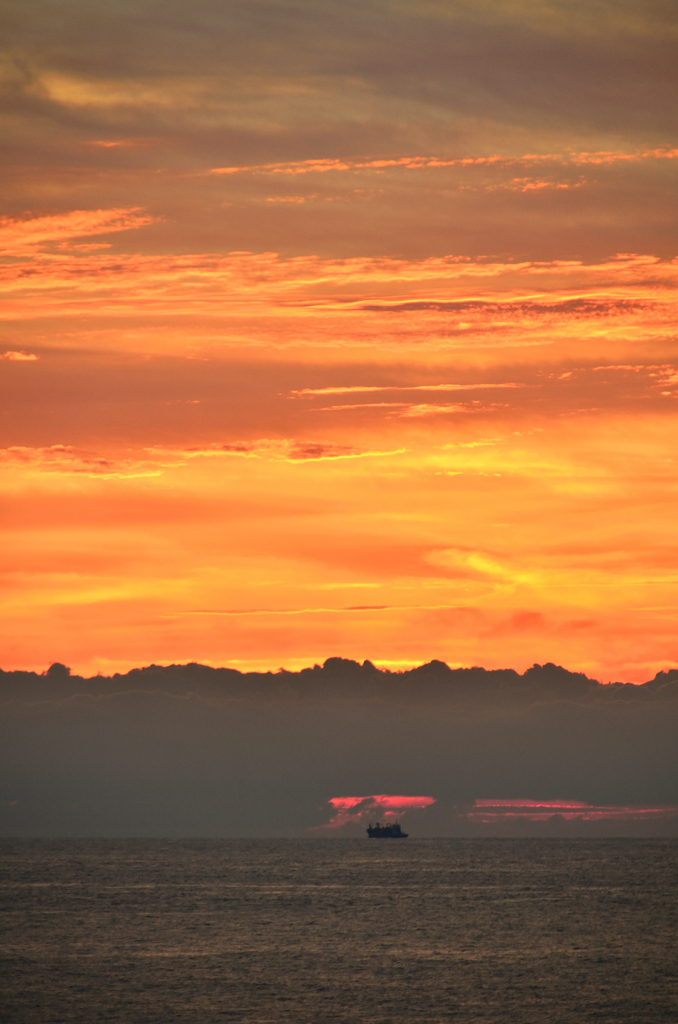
[290,383,526,397]
[87,139,159,148]
[161,439,403,462]
[2,234,676,363]
[210,146,678,177]
[0,439,403,482]
[0,445,165,479]
[266,196,311,204]
[312,401,478,416]
[0,208,154,255]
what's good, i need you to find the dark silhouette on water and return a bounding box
[367,821,408,838]
[2,655,677,839]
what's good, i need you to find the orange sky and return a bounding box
[2,0,678,680]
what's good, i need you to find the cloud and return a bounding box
[0,438,401,480]
[210,147,678,177]
[400,403,477,418]
[0,445,164,479]
[5,0,677,149]
[0,350,38,361]
[313,401,485,416]
[290,383,526,397]
[321,794,437,829]
[358,297,662,316]
[427,547,535,585]
[87,138,158,148]
[465,798,678,823]
[314,402,412,412]
[2,242,676,361]
[3,247,674,304]
[180,606,391,617]
[0,209,154,255]
[164,439,402,462]
[266,196,311,204]
[301,383,517,418]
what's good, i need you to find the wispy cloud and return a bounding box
[179,606,391,617]
[0,445,164,479]
[86,139,159,148]
[0,350,38,361]
[3,240,676,361]
[401,403,481,418]
[312,401,477,416]
[174,439,403,462]
[0,208,154,255]
[465,799,678,823]
[290,383,526,397]
[0,439,403,478]
[210,147,678,177]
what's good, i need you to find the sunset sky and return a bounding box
[2,0,678,680]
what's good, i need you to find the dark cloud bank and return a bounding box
[2,658,677,838]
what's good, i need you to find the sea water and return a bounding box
[1,839,676,1023]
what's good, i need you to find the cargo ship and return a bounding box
[366,821,408,838]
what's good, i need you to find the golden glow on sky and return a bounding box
[2,0,678,679]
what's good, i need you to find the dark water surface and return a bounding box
[1,839,676,1023]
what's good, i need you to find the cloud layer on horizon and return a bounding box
[1,659,677,837]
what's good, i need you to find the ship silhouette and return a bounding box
[366,821,408,838]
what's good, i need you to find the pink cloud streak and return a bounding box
[467,799,678,822]
[323,794,436,829]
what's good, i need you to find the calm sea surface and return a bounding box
[1,839,676,1023]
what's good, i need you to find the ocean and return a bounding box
[1,839,676,1023]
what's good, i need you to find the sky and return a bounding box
[2,0,678,682]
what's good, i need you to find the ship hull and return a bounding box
[366,826,408,838]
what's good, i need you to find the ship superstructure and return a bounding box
[366,821,408,838]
